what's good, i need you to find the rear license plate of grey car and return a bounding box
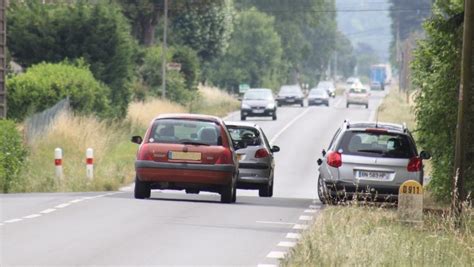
[356,171,390,181]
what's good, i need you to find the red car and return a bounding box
[131,114,240,203]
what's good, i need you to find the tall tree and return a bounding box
[118,0,162,46]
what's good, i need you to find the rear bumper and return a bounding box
[237,163,271,186]
[323,180,400,201]
[135,160,235,185]
[308,98,328,105]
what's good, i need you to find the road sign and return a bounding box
[398,180,423,223]
[239,84,250,94]
[166,62,181,71]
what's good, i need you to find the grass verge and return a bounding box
[281,206,473,267]
[11,86,239,193]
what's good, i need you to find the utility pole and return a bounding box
[452,0,473,219]
[0,0,6,119]
[161,0,168,99]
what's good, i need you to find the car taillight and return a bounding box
[327,152,342,168]
[255,148,270,158]
[216,149,233,164]
[138,145,153,161]
[407,157,422,172]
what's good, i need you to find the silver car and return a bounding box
[308,88,330,106]
[317,120,430,203]
[240,88,277,121]
[346,86,370,108]
[226,122,280,197]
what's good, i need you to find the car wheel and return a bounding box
[326,102,329,107]
[318,176,336,204]
[272,113,277,121]
[365,104,369,109]
[300,102,304,107]
[346,103,349,108]
[134,176,151,199]
[259,179,273,197]
[277,102,281,107]
[241,115,246,121]
[221,176,236,203]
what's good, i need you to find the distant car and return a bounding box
[316,81,336,98]
[317,120,431,203]
[276,85,305,107]
[240,89,277,121]
[131,114,241,203]
[346,86,370,108]
[308,88,330,106]
[345,77,361,90]
[226,122,280,197]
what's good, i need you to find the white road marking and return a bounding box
[270,107,312,143]
[55,203,71,208]
[40,208,56,214]
[256,221,295,225]
[304,209,317,213]
[278,241,297,247]
[286,233,302,239]
[69,199,84,203]
[266,251,286,259]
[299,215,313,221]
[293,224,309,230]
[4,218,22,223]
[23,214,41,219]
[309,205,320,209]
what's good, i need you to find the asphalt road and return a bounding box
[0,90,386,266]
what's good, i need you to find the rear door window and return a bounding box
[337,131,416,158]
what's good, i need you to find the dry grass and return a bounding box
[127,98,187,129]
[282,206,473,267]
[376,88,416,130]
[189,85,240,117]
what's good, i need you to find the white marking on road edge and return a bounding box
[309,204,319,209]
[270,107,312,143]
[266,251,286,259]
[55,203,71,208]
[293,224,309,230]
[256,221,295,225]
[286,233,302,239]
[40,208,56,214]
[278,241,297,247]
[257,264,277,267]
[69,199,85,203]
[4,218,22,223]
[304,209,317,213]
[299,215,313,221]
[23,214,41,219]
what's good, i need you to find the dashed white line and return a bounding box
[286,232,302,239]
[55,203,71,208]
[309,205,320,209]
[299,215,313,221]
[40,208,56,214]
[293,224,309,230]
[23,214,41,219]
[278,241,297,248]
[256,221,295,225]
[266,251,286,259]
[4,218,22,223]
[270,108,313,143]
[304,209,317,213]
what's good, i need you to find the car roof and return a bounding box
[153,113,222,123]
[225,121,260,129]
[344,121,406,133]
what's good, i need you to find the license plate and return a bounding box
[252,109,264,113]
[356,171,390,181]
[169,151,201,161]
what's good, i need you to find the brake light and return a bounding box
[327,152,342,168]
[407,157,422,172]
[216,149,233,164]
[138,145,153,161]
[255,148,270,158]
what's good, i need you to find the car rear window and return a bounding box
[227,126,262,146]
[337,130,416,158]
[149,119,221,145]
[349,88,367,94]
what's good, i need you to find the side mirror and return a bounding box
[271,145,280,153]
[131,136,143,144]
[322,149,326,157]
[420,151,431,160]
[317,158,323,166]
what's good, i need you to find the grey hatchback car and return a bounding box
[241,89,277,121]
[317,120,430,203]
[226,122,280,197]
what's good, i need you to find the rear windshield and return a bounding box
[149,119,221,145]
[337,131,416,158]
[227,126,262,146]
[349,88,367,94]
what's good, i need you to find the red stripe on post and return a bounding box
[55,159,62,166]
[86,158,93,165]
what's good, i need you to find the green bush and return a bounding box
[0,120,27,193]
[172,46,200,91]
[7,61,111,121]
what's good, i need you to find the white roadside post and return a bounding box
[398,180,423,225]
[54,148,63,179]
[86,148,93,180]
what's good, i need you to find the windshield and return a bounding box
[310,89,326,96]
[150,119,221,146]
[279,86,301,94]
[244,90,273,100]
[338,131,416,158]
[317,82,333,88]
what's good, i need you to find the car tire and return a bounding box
[259,180,273,197]
[134,176,151,199]
[277,102,282,107]
[326,102,329,107]
[300,102,304,107]
[241,115,246,121]
[365,104,369,109]
[272,113,277,121]
[221,177,236,203]
[346,103,349,108]
[318,176,336,205]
